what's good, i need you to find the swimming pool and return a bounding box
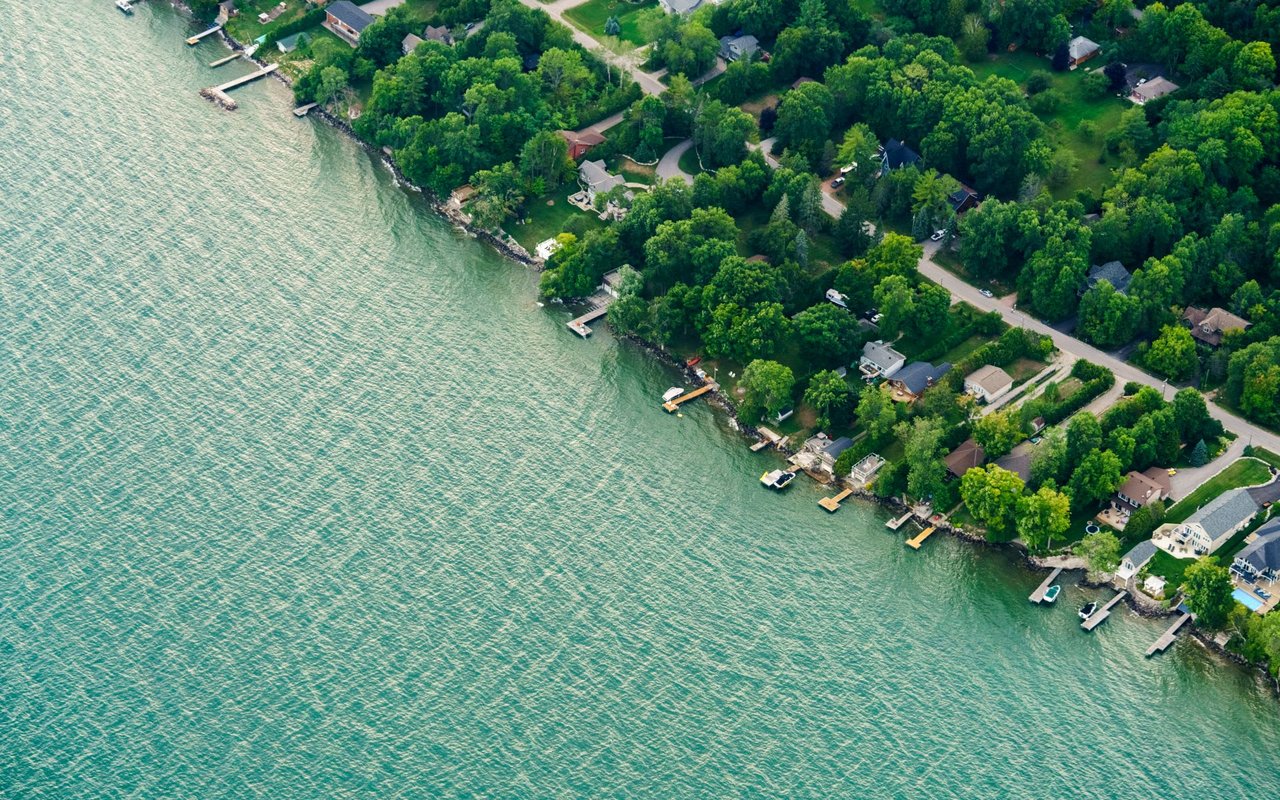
[1233,588,1264,612]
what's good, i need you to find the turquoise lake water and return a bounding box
[2,3,1279,797]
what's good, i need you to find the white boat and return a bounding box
[760,469,796,490]
[1078,601,1098,620]
[662,387,684,402]
[1043,584,1061,604]
[116,0,134,13]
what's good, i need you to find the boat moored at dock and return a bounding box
[760,469,796,490]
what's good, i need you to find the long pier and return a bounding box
[1081,591,1127,631]
[818,488,853,513]
[186,25,222,45]
[209,52,242,68]
[662,383,715,413]
[200,63,279,110]
[1028,568,1063,603]
[1146,613,1192,656]
[567,305,609,337]
[906,526,936,550]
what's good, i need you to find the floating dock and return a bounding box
[209,52,242,68]
[293,102,319,117]
[885,511,914,531]
[567,305,609,337]
[1146,612,1192,656]
[818,488,854,513]
[200,63,279,110]
[1028,567,1064,603]
[1081,591,1127,631]
[906,526,936,550]
[186,25,222,45]
[662,383,715,413]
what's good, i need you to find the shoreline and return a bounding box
[199,15,1274,691]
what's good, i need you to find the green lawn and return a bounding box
[1250,448,1280,470]
[564,0,655,48]
[509,194,604,251]
[1145,549,1194,588]
[969,52,1127,198]
[1164,458,1274,524]
[732,207,843,269]
[930,248,1015,296]
[678,145,704,177]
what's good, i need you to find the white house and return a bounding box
[850,454,886,485]
[859,340,905,379]
[1116,540,1157,581]
[577,159,624,204]
[1160,488,1259,556]
[963,365,1013,404]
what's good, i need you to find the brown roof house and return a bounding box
[1130,76,1179,104]
[559,129,606,161]
[1182,306,1249,347]
[1115,469,1170,510]
[945,438,986,479]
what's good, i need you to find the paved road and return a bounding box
[516,0,667,95]
[656,139,694,185]
[750,138,846,218]
[916,241,1280,454]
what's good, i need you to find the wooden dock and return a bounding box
[885,511,914,531]
[1081,591,1127,631]
[567,305,609,337]
[209,52,242,67]
[819,488,854,513]
[749,439,770,452]
[906,526,936,550]
[1146,613,1192,656]
[200,63,279,110]
[662,383,714,413]
[293,102,319,117]
[1028,568,1063,603]
[186,25,222,45]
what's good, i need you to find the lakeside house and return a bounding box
[277,32,308,53]
[1233,519,1280,583]
[850,453,886,485]
[718,34,759,62]
[560,129,606,161]
[600,269,626,298]
[944,438,985,479]
[577,160,625,205]
[1182,306,1250,347]
[1116,539,1157,581]
[859,340,905,380]
[995,442,1034,482]
[1156,488,1259,557]
[324,0,375,45]
[792,433,854,476]
[535,237,561,261]
[1083,261,1132,295]
[1115,469,1170,510]
[1130,76,1179,104]
[964,365,1012,404]
[401,32,424,55]
[1066,36,1100,67]
[888,361,951,402]
[1143,574,1167,598]
[878,139,922,177]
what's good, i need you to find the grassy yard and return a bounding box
[1145,549,1194,588]
[1164,458,1274,524]
[679,145,704,177]
[969,52,1127,198]
[1250,448,1280,470]
[509,194,604,251]
[732,207,843,269]
[564,0,655,48]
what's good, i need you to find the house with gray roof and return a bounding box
[1233,519,1280,582]
[325,0,375,45]
[719,34,759,62]
[858,340,905,379]
[889,361,952,401]
[577,159,624,203]
[401,32,424,55]
[1066,36,1100,67]
[1168,488,1260,555]
[1117,539,1157,581]
[1083,261,1132,295]
[660,0,703,14]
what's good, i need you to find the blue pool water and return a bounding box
[1234,588,1264,612]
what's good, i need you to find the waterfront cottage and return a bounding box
[1116,539,1157,581]
[324,0,375,45]
[577,160,624,204]
[964,365,1012,404]
[995,444,1034,482]
[1160,488,1259,556]
[858,340,905,380]
[888,361,951,402]
[944,438,985,479]
[1115,469,1169,510]
[1233,519,1280,583]
[850,453,886,485]
[793,433,853,475]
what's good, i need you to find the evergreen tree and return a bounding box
[1189,439,1209,467]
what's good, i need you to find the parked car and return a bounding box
[831,177,845,189]
[979,289,994,298]
[929,229,946,242]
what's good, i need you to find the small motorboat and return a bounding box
[117,0,134,13]
[1078,601,1098,620]
[685,356,702,367]
[662,387,684,402]
[760,469,796,490]
[1043,584,1061,604]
